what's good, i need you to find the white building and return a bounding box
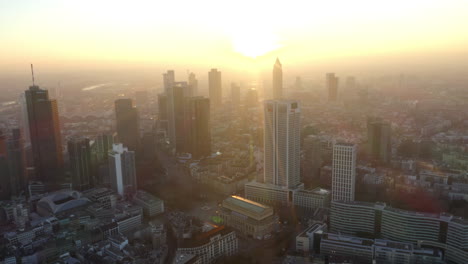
[264,100,301,188]
[109,144,137,196]
[296,223,327,254]
[331,143,357,201]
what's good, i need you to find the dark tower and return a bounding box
[115,99,140,151]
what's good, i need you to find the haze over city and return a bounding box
[0,1,468,264]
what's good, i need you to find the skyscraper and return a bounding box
[68,137,92,191]
[0,130,11,199]
[109,143,137,196]
[331,143,357,201]
[326,73,339,102]
[367,118,392,163]
[188,72,198,97]
[25,85,63,182]
[163,70,175,93]
[167,82,189,153]
[186,97,211,159]
[245,88,259,108]
[264,100,301,188]
[272,58,283,99]
[115,99,139,151]
[157,94,168,121]
[7,129,26,196]
[208,68,222,107]
[231,83,240,107]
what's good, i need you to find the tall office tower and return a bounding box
[188,72,198,97]
[109,143,137,196]
[95,134,114,164]
[231,83,241,107]
[367,118,392,163]
[157,94,168,120]
[68,138,92,191]
[346,76,357,90]
[163,70,175,93]
[264,100,301,188]
[208,68,222,108]
[135,90,149,108]
[295,76,303,90]
[0,131,10,199]
[167,82,188,153]
[331,143,357,201]
[25,85,64,182]
[272,58,283,99]
[7,129,26,196]
[115,99,139,151]
[245,88,259,108]
[186,97,211,159]
[19,93,31,146]
[326,73,339,102]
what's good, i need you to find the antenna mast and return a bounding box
[30,64,35,86]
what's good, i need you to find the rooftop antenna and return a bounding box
[30,64,35,86]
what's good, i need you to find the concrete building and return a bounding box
[68,137,92,191]
[176,226,238,264]
[320,233,374,264]
[133,190,164,217]
[108,144,137,196]
[114,99,139,151]
[293,188,331,210]
[367,117,392,163]
[264,100,301,188]
[186,97,211,159]
[208,69,222,108]
[244,181,295,205]
[295,223,327,254]
[219,196,275,239]
[331,143,357,201]
[330,200,384,236]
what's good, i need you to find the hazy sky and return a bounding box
[1,0,468,74]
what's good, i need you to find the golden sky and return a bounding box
[1,0,468,72]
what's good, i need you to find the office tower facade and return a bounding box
[264,100,301,188]
[94,133,115,164]
[367,118,392,163]
[208,68,222,107]
[157,94,168,120]
[272,58,283,99]
[0,131,11,199]
[25,85,63,182]
[331,143,357,201]
[115,99,139,151]
[167,82,188,153]
[7,129,27,196]
[245,88,259,108]
[188,72,198,97]
[163,70,175,93]
[19,93,31,146]
[186,97,211,159]
[326,73,339,102]
[68,137,92,191]
[231,83,240,107]
[109,143,137,196]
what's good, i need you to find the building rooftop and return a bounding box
[225,195,270,214]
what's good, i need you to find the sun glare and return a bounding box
[231,29,282,58]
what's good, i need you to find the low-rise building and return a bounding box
[295,223,327,254]
[133,190,164,217]
[293,188,331,210]
[219,195,275,239]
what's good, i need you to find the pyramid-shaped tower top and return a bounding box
[275,57,282,66]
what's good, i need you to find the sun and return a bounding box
[231,29,282,58]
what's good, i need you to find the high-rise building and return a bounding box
[208,68,222,107]
[186,97,211,159]
[135,90,149,108]
[68,137,92,191]
[0,130,11,199]
[245,88,259,108]
[367,117,392,163]
[7,129,26,196]
[231,83,240,107]
[272,58,283,99]
[19,93,31,147]
[167,82,189,153]
[109,143,137,196]
[264,100,301,188]
[326,73,339,102]
[115,99,139,151]
[157,94,168,120]
[331,143,357,201]
[188,72,198,97]
[163,70,175,93]
[25,85,63,182]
